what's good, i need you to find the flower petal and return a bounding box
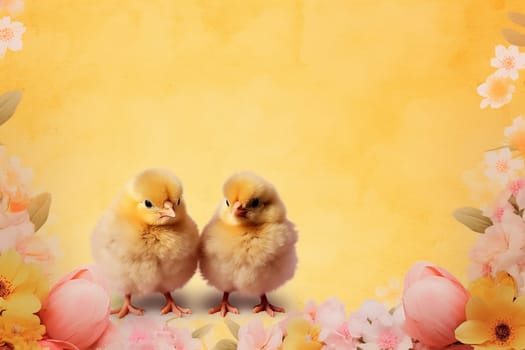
[477,83,489,97]
[7,38,22,51]
[496,45,506,57]
[455,320,490,344]
[465,297,491,320]
[1,292,41,315]
[1,249,23,281]
[510,326,525,349]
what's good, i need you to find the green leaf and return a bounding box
[486,145,512,152]
[27,192,52,232]
[509,12,525,28]
[502,28,525,46]
[224,318,240,340]
[213,339,237,350]
[453,207,492,234]
[192,324,214,339]
[509,195,520,212]
[0,90,22,127]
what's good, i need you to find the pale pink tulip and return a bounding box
[39,266,111,350]
[403,261,469,348]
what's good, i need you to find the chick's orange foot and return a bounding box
[208,292,239,317]
[161,292,192,317]
[253,294,285,317]
[111,294,144,318]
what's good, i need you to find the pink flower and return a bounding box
[349,300,392,339]
[0,209,33,249]
[299,298,357,349]
[0,16,24,57]
[491,45,525,80]
[303,300,319,322]
[39,266,111,350]
[104,317,200,350]
[15,234,59,277]
[481,190,513,223]
[468,212,525,282]
[0,207,59,277]
[0,0,24,17]
[402,261,470,348]
[303,297,346,327]
[513,178,525,209]
[308,297,356,350]
[316,297,347,334]
[238,318,283,350]
[349,301,410,350]
[322,320,357,350]
[0,146,32,211]
[484,148,523,186]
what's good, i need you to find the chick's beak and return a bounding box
[232,201,247,217]
[159,201,176,218]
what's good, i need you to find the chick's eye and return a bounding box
[144,200,153,208]
[226,199,230,207]
[249,198,260,208]
[177,198,181,206]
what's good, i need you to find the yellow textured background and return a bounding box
[2,0,525,315]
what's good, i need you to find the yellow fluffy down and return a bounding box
[91,169,200,296]
[200,172,298,297]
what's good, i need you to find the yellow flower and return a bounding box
[469,271,518,303]
[282,318,323,350]
[455,286,525,349]
[0,313,45,350]
[0,250,48,322]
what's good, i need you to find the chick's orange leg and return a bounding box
[208,292,239,317]
[111,294,144,318]
[160,292,192,317]
[253,294,285,317]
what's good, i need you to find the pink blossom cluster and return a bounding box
[468,176,525,292]
[236,296,412,350]
[0,146,58,277]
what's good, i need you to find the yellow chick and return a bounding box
[200,171,298,317]
[91,168,199,318]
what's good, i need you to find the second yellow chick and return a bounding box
[199,171,298,317]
